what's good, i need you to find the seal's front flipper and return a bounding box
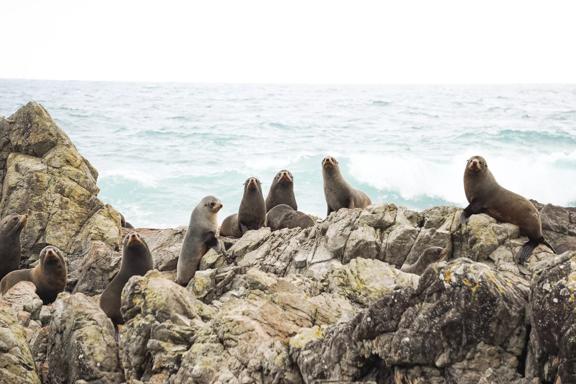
[203,231,219,249]
[515,239,538,264]
[461,200,484,225]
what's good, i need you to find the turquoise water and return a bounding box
[1,80,575,228]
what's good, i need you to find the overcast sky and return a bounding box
[1,0,575,84]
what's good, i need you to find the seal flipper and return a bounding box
[540,238,556,254]
[203,231,221,251]
[461,200,485,225]
[515,239,539,264]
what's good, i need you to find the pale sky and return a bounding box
[1,0,575,84]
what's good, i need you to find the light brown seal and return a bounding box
[462,155,555,264]
[265,204,315,231]
[265,170,298,212]
[400,246,447,275]
[176,196,223,286]
[100,232,153,324]
[0,245,67,304]
[322,156,372,216]
[0,214,27,280]
[220,177,266,238]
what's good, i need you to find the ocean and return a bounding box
[1,80,575,228]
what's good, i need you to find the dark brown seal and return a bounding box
[322,156,372,216]
[0,214,27,280]
[265,170,297,212]
[265,204,315,231]
[220,177,266,238]
[0,246,67,304]
[100,232,153,324]
[462,155,555,264]
[120,213,134,229]
[400,246,447,275]
[176,196,223,286]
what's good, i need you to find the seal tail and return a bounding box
[516,239,538,265]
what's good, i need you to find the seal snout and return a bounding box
[278,170,293,183]
[125,232,143,247]
[467,156,485,173]
[42,246,62,265]
[210,201,223,212]
[246,177,260,190]
[322,156,337,169]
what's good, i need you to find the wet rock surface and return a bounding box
[0,103,575,383]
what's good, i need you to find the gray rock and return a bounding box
[0,302,41,384]
[44,292,123,383]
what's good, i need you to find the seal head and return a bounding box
[265,170,297,212]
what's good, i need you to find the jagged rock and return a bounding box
[0,102,122,263]
[120,270,205,382]
[528,251,576,383]
[135,227,186,271]
[538,202,576,254]
[44,292,123,383]
[324,258,418,306]
[0,302,41,384]
[291,258,530,382]
[172,267,357,383]
[0,282,44,342]
[72,241,121,295]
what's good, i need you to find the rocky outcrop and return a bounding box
[528,251,576,382]
[42,292,123,384]
[0,102,121,264]
[0,103,575,384]
[0,302,41,384]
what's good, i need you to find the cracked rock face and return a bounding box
[0,102,122,264]
[0,103,576,384]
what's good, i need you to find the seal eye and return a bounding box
[210,202,215,207]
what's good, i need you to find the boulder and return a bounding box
[43,292,123,383]
[0,302,41,384]
[0,102,122,264]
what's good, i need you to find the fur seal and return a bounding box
[100,232,153,324]
[0,214,27,280]
[462,155,555,264]
[322,156,372,215]
[220,177,266,238]
[265,204,314,231]
[400,246,447,275]
[265,170,297,212]
[0,246,67,304]
[176,196,223,286]
[120,213,134,229]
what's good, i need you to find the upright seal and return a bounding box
[176,196,223,286]
[220,177,266,238]
[322,156,372,216]
[0,214,27,280]
[265,170,297,212]
[462,155,555,263]
[100,232,153,324]
[0,245,67,304]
